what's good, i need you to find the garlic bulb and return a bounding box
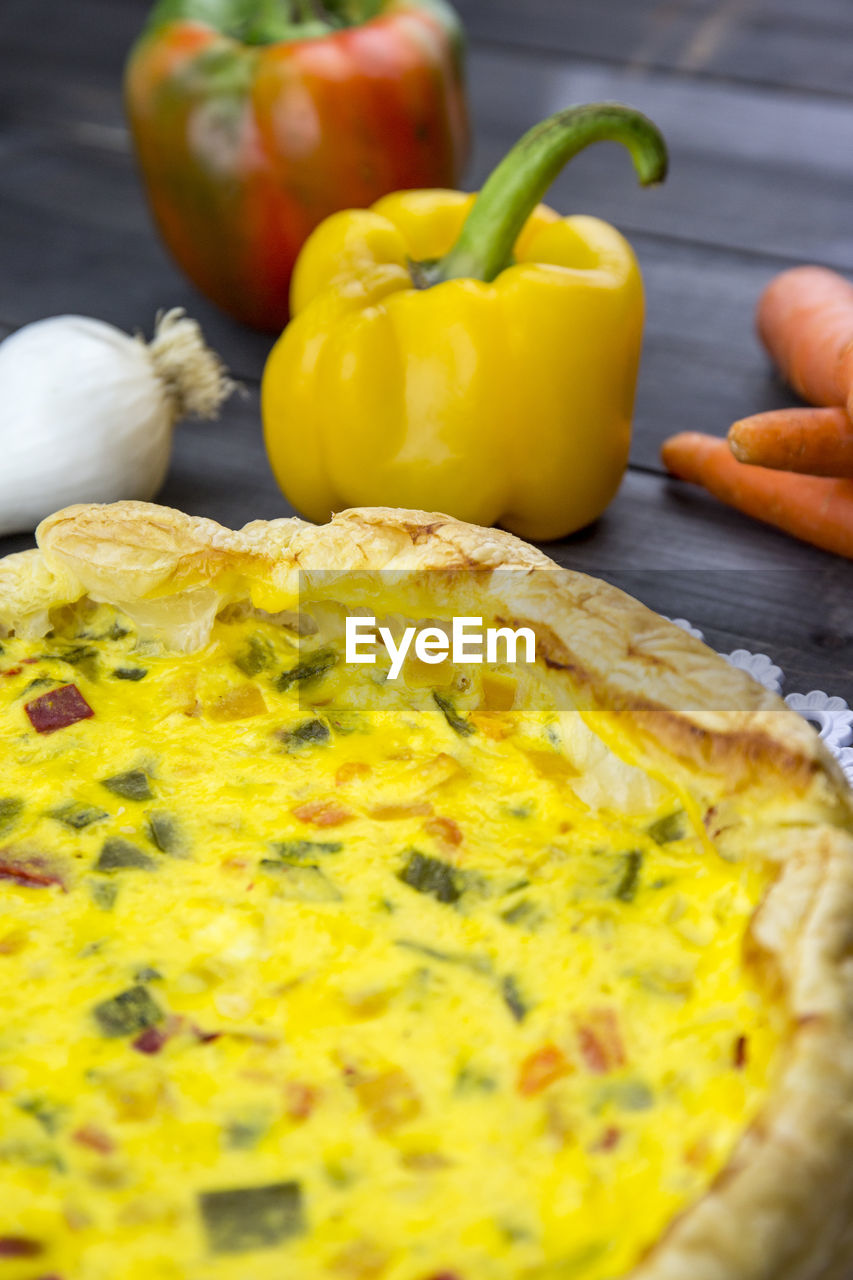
[0,310,233,536]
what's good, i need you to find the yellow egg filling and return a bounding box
[0,600,784,1280]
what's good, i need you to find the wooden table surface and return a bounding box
[1,0,851,702]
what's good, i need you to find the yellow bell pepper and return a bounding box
[262,103,667,541]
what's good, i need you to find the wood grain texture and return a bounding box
[454,0,853,100]
[467,48,853,268]
[4,40,853,272]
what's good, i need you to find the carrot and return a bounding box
[728,406,853,477]
[661,431,853,559]
[757,266,853,414]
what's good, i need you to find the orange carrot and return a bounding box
[757,266,853,414]
[661,431,853,559]
[728,406,853,477]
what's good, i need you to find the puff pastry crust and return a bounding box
[2,499,853,1280]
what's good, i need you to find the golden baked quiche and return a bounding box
[1,502,852,1280]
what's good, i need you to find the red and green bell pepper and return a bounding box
[125,0,469,329]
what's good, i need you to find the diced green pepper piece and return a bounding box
[276,648,338,692]
[112,667,148,682]
[93,985,164,1037]
[597,1079,654,1111]
[501,899,544,930]
[50,801,108,830]
[39,644,99,679]
[146,812,186,856]
[325,708,363,735]
[19,677,56,697]
[224,1117,268,1150]
[280,719,330,748]
[95,839,157,873]
[433,691,475,736]
[614,851,643,902]
[259,862,342,902]
[199,1182,304,1254]
[135,967,163,983]
[233,635,274,677]
[502,974,527,1022]
[271,840,343,862]
[455,1065,498,1094]
[90,879,118,911]
[398,851,463,904]
[16,1096,64,1134]
[395,939,491,974]
[0,798,23,837]
[647,811,687,844]
[101,770,153,801]
[60,644,98,667]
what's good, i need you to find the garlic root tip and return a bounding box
[145,309,235,422]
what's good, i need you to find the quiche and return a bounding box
[0,501,852,1280]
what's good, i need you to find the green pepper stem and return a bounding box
[433,102,668,285]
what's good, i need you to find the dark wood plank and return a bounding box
[632,237,797,471]
[466,47,853,269]
[0,130,276,382]
[454,0,853,101]
[455,0,703,73]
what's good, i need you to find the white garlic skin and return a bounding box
[0,316,174,537]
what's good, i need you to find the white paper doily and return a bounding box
[665,616,853,788]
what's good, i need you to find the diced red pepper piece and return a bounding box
[133,1015,183,1055]
[336,762,371,786]
[25,684,93,734]
[133,1026,170,1055]
[576,1008,626,1074]
[292,800,353,828]
[517,1044,572,1097]
[0,1237,43,1257]
[72,1125,116,1155]
[0,853,65,891]
[2,667,22,678]
[423,816,463,847]
[593,1126,621,1151]
[284,1081,319,1121]
[191,1025,222,1044]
